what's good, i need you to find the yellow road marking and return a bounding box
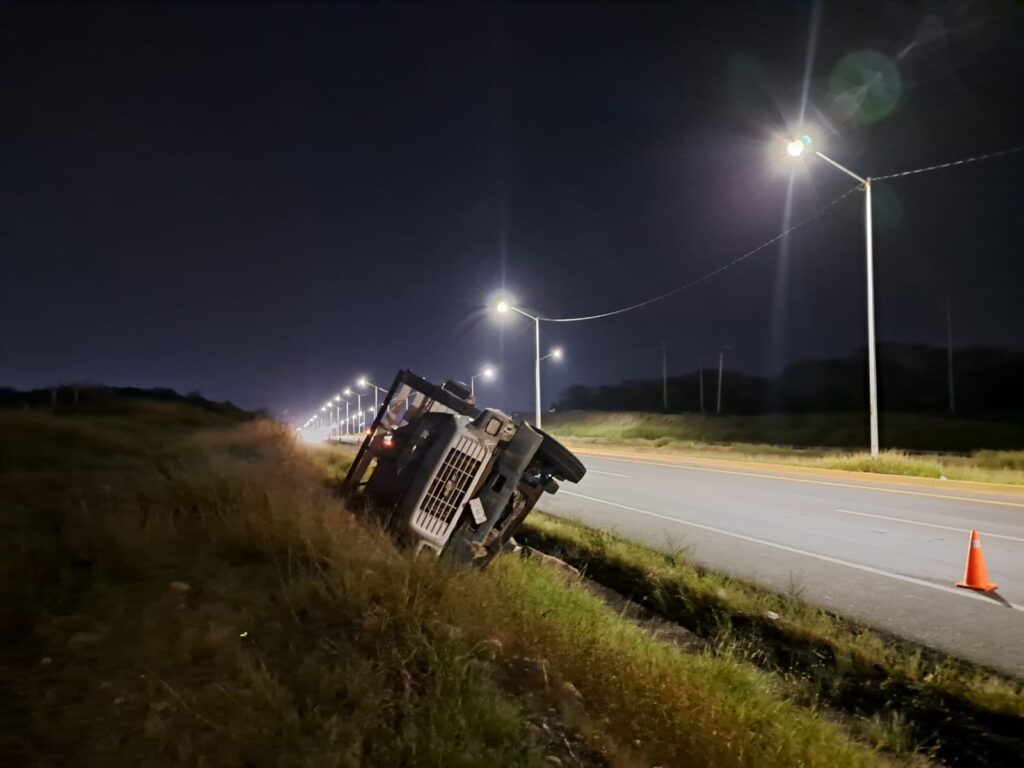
[578,450,1024,509]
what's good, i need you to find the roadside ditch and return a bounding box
[517,521,1024,767]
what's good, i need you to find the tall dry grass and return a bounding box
[2,401,899,767]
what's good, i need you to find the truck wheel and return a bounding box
[533,430,586,484]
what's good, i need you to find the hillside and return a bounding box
[2,395,908,767]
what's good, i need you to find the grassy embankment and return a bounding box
[1,398,911,767]
[545,411,1024,485]
[518,513,1024,764]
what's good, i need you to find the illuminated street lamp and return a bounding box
[331,395,339,437]
[469,365,496,398]
[541,346,563,362]
[334,392,351,436]
[787,134,879,458]
[494,299,563,429]
[356,376,385,420]
[495,299,541,427]
[324,400,338,436]
[342,387,362,430]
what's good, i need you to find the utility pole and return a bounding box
[945,296,955,413]
[699,368,704,412]
[716,345,730,415]
[717,352,724,414]
[661,342,668,411]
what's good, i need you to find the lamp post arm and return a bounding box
[510,305,538,322]
[815,151,867,185]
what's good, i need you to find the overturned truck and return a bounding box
[340,370,586,566]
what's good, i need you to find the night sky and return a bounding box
[3,1,1022,421]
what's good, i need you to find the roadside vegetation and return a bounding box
[519,513,1024,765]
[2,397,910,767]
[546,411,1024,485]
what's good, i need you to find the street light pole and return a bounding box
[534,315,541,428]
[357,378,385,422]
[470,367,496,398]
[788,136,880,457]
[863,176,880,456]
[494,301,563,430]
[494,301,543,428]
[335,394,352,436]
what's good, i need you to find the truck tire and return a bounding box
[533,430,586,484]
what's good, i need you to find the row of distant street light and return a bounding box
[298,376,387,438]
[296,350,566,437]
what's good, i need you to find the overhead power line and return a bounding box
[543,141,1023,324]
[544,185,860,323]
[873,144,1024,181]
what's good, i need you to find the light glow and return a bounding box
[786,134,812,158]
[551,347,563,360]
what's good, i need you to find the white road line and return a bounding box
[587,469,632,478]
[561,490,1024,613]
[834,508,1024,544]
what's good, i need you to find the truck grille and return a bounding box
[412,436,487,541]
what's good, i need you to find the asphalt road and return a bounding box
[542,449,1024,676]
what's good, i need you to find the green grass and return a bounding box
[545,410,1024,451]
[303,440,358,484]
[519,512,1024,725]
[546,411,1024,485]
[0,398,903,767]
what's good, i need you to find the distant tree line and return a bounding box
[556,344,1024,420]
[0,384,260,419]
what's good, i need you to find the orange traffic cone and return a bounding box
[956,529,998,593]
